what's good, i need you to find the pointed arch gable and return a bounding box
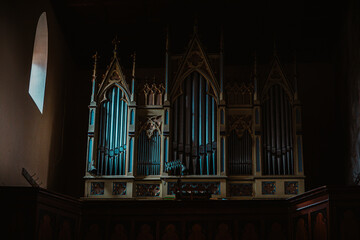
[172,69,218,102]
[261,56,294,103]
[99,83,131,104]
[170,35,220,101]
[97,57,131,102]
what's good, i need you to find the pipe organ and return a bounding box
[84,30,305,199]
[172,72,217,175]
[97,86,128,176]
[262,84,294,175]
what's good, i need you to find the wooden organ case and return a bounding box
[84,30,305,199]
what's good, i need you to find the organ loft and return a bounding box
[5,1,360,238]
[84,25,304,199]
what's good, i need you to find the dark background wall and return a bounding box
[0,0,358,197]
[0,0,74,191]
[345,0,360,185]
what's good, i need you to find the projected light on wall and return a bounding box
[28,12,48,113]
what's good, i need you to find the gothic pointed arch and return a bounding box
[170,34,220,102]
[261,54,295,175]
[261,55,294,103]
[97,56,131,103]
[94,55,131,176]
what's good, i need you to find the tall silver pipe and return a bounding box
[289,102,294,174]
[275,85,281,174]
[266,98,271,174]
[280,88,286,174]
[284,94,290,174]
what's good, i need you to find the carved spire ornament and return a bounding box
[131,51,136,101]
[253,50,258,101]
[112,36,120,57]
[294,50,298,100]
[220,26,224,100]
[91,52,98,102]
[164,26,169,101]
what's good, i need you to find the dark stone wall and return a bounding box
[0,0,74,191]
[345,0,360,184]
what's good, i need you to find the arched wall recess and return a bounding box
[28,12,48,113]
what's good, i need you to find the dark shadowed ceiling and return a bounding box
[52,0,343,70]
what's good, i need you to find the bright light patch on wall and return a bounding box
[29,12,48,113]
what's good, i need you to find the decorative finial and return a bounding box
[90,52,98,102]
[294,50,298,100]
[253,50,258,101]
[131,51,136,101]
[131,51,136,78]
[220,26,224,52]
[294,50,297,76]
[193,17,198,34]
[92,51,98,78]
[254,50,257,76]
[112,36,120,56]
[219,26,224,99]
[273,37,277,56]
[166,25,169,52]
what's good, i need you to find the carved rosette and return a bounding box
[228,115,253,138]
[138,116,162,139]
[109,70,129,91]
[186,50,204,69]
[167,182,220,195]
[225,82,254,94]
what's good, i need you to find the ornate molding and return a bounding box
[97,56,131,103]
[225,82,254,94]
[138,115,162,139]
[261,56,294,103]
[186,50,204,69]
[228,115,252,138]
[170,34,219,101]
[143,83,165,95]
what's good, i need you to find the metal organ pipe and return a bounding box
[212,98,216,174]
[228,130,252,175]
[198,76,202,174]
[289,102,294,174]
[119,98,123,175]
[179,93,184,164]
[205,83,210,175]
[262,85,294,175]
[137,131,161,176]
[104,100,110,175]
[173,100,178,175]
[110,88,116,174]
[280,88,286,175]
[185,75,192,170]
[114,88,119,175]
[97,87,128,176]
[124,99,128,174]
[97,104,103,175]
[192,74,199,174]
[266,99,271,174]
[275,85,281,174]
[171,72,217,175]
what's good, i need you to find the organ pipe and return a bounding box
[262,84,294,175]
[137,131,161,175]
[97,86,128,176]
[228,130,252,175]
[171,72,217,175]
